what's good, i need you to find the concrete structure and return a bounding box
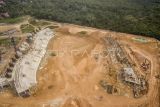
[18,42,30,53]
[122,68,140,85]
[26,33,34,44]
[0,28,54,97]
[11,28,54,95]
[0,77,9,89]
[105,37,130,65]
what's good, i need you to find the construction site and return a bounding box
[0,19,159,107]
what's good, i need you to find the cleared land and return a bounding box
[0,22,159,107]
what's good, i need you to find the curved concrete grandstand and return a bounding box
[0,28,54,97]
[11,28,54,96]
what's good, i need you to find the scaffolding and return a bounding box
[105,36,148,98]
[104,36,130,66]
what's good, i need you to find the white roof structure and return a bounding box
[123,68,140,85]
[0,77,8,87]
[11,28,54,93]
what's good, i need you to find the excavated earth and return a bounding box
[0,23,159,107]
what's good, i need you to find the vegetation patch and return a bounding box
[48,85,53,89]
[1,0,160,40]
[20,24,35,33]
[0,38,11,46]
[78,31,87,35]
[0,38,20,47]
[132,37,148,43]
[29,18,51,27]
[0,32,3,36]
[77,31,89,37]
[47,25,59,29]
[0,17,24,24]
[50,52,56,57]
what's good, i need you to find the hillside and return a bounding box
[0,0,160,39]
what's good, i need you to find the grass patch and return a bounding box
[132,37,148,43]
[50,52,56,56]
[48,85,53,89]
[47,25,59,29]
[20,24,35,33]
[0,17,24,24]
[0,38,20,47]
[78,31,87,35]
[77,31,89,37]
[29,18,51,27]
[0,38,11,46]
[0,32,3,36]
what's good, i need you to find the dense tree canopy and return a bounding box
[1,0,160,40]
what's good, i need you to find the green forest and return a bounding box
[1,0,160,40]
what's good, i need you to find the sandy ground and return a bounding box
[0,23,159,107]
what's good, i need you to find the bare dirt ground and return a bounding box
[0,23,159,107]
